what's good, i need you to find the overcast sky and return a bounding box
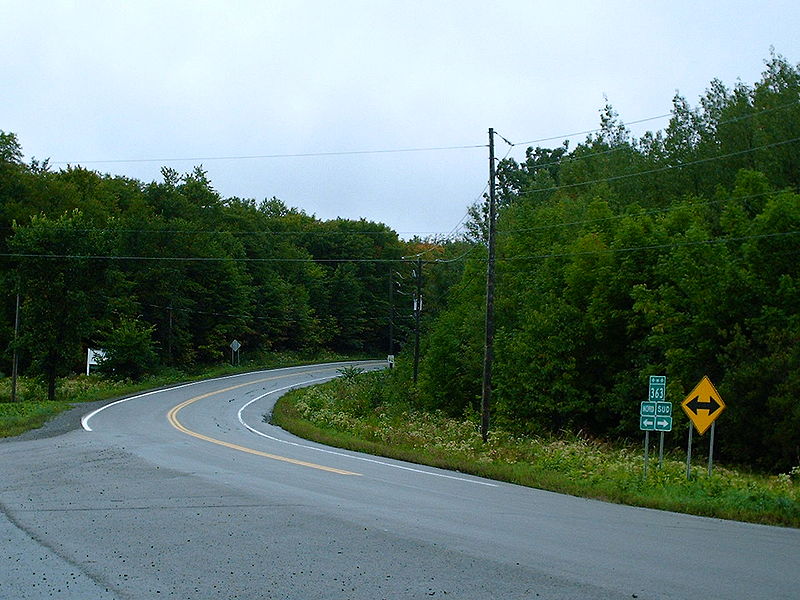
[2,1,798,237]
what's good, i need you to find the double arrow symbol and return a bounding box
[684,395,722,417]
[643,418,670,427]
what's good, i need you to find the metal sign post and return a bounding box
[655,400,672,468]
[640,400,656,479]
[708,421,716,476]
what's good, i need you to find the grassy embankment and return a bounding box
[272,368,800,528]
[0,351,358,438]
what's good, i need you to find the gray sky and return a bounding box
[2,1,798,237]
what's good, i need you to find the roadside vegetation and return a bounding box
[272,369,800,528]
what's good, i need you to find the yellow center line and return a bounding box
[166,371,361,476]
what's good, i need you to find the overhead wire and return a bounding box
[513,113,673,147]
[50,143,488,166]
[0,252,411,263]
[403,132,515,261]
[501,98,800,173]
[520,136,800,195]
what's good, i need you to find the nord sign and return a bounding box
[681,375,725,435]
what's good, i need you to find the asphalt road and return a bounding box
[1,361,798,599]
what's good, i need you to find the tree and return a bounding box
[9,211,113,399]
[97,317,158,380]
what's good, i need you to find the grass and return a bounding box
[271,369,800,528]
[0,400,74,437]
[0,350,366,438]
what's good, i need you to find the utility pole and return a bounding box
[481,128,497,442]
[167,302,173,365]
[388,267,394,364]
[413,257,422,384]
[11,288,21,402]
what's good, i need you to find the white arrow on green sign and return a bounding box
[654,416,672,431]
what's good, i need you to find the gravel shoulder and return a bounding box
[0,399,113,443]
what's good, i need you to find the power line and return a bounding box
[523,136,800,195]
[0,225,425,237]
[508,98,800,151]
[404,134,515,261]
[501,99,800,173]
[11,218,794,266]
[0,252,412,263]
[512,113,673,147]
[134,300,392,326]
[50,143,488,166]
[433,244,480,264]
[40,107,676,168]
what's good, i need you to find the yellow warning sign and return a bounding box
[681,376,726,435]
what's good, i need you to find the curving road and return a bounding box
[1,361,798,599]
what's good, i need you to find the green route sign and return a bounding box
[640,403,673,431]
[640,379,673,432]
[655,400,672,431]
[649,375,666,400]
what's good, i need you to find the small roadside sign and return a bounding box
[648,375,666,400]
[86,348,106,375]
[654,401,672,431]
[681,375,725,435]
[230,339,242,366]
[640,401,656,430]
[654,415,672,432]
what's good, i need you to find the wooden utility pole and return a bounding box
[11,290,20,402]
[412,257,422,384]
[481,128,497,442]
[167,303,173,365]
[388,267,394,362]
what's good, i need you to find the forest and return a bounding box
[0,149,424,397]
[418,52,800,472]
[1,52,798,472]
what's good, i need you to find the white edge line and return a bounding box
[81,360,383,431]
[236,379,499,488]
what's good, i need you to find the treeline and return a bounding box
[416,52,800,471]
[0,145,438,398]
